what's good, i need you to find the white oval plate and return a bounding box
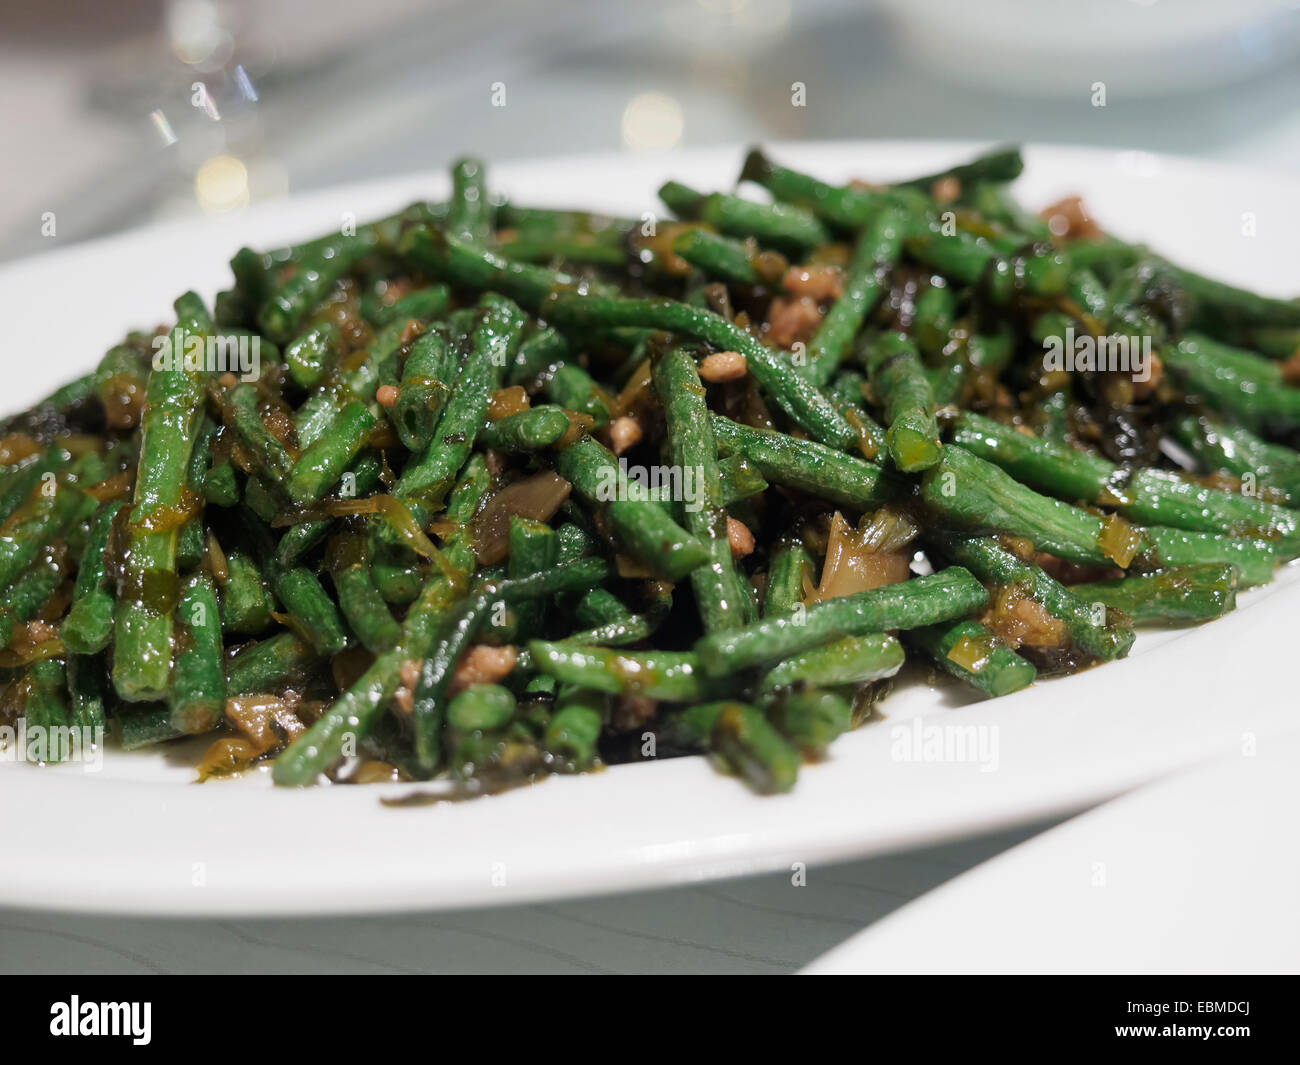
[2,143,1299,917]
[801,730,1300,975]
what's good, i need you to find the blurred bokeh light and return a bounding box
[2,0,1298,260]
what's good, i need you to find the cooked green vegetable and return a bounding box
[696,568,988,677]
[258,230,378,343]
[711,415,900,508]
[660,180,831,253]
[555,437,710,579]
[447,157,492,245]
[112,292,208,702]
[654,345,754,632]
[805,206,905,385]
[544,294,856,449]
[864,331,943,471]
[390,327,456,453]
[542,363,612,428]
[61,500,126,654]
[758,633,905,692]
[930,534,1135,664]
[7,145,1297,798]
[908,619,1037,697]
[672,228,775,287]
[395,293,525,514]
[479,405,571,452]
[952,411,1300,545]
[1163,333,1300,432]
[1070,564,1239,625]
[170,572,225,733]
[329,536,402,654]
[1168,413,1300,505]
[766,689,854,755]
[671,701,801,794]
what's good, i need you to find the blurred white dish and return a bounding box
[802,730,1300,974]
[880,0,1300,97]
[1,142,1298,917]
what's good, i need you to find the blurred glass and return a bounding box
[2,0,1298,261]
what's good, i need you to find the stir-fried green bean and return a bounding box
[7,144,1297,799]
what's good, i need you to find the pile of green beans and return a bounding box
[3,147,1296,796]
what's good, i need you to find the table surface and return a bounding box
[0,819,1055,975]
[1,0,1296,974]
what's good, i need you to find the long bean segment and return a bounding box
[932,534,1134,663]
[695,567,987,677]
[410,557,611,768]
[285,322,339,389]
[921,443,1277,579]
[170,573,225,733]
[530,643,720,702]
[1168,413,1300,505]
[864,332,943,471]
[295,318,411,448]
[670,701,801,794]
[400,226,609,312]
[908,620,1036,697]
[544,686,605,770]
[112,292,209,702]
[506,518,558,641]
[1165,265,1300,333]
[391,329,456,452]
[61,500,126,654]
[654,346,753,631]
[447,156,492,244]
[545,294,855,449]
[220,383,295,483]
[364,284,450,329]
[0,546,68,649]
[273,459,491,785]
[672,229,780,286]
[287,401,375,506]
[226,631,318,695]
[1163,333,1300,431]
[711,415,899,509]
[758,633,905,692]
[273,568,350,656]
[740,148,922,230]
[542,364,612,428]
[259,230,377,343]
[660,180,831,253]
[920,444,1136,569]
[555,437,709,579]
[896,146,1024,192]
[26,660,72,761]
[479,405,571,452]
[805,207,905,385]
[762,539,814,617]
[1071,564,1238,625]
[330,536,401,653]
[953,410,1300,544]
[396,293,525,512]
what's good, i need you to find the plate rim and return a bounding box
[3,138,1299,917]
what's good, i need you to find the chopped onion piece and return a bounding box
[470,471,572,564]
[810,509,917,602]
[1096,512,1140,568]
